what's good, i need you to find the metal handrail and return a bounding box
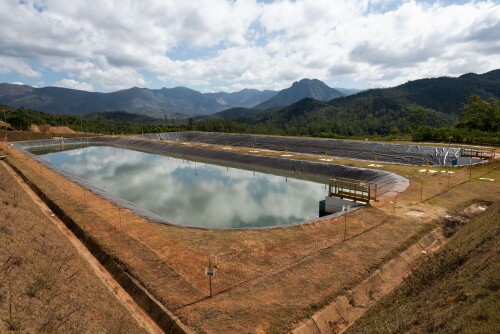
[328,178,371,203]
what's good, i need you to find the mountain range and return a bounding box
[2,69,498,138]
[202,69,500,136]
[0,79,356,117]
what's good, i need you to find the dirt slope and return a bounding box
[0,160,148,333]
[30,124,77,133]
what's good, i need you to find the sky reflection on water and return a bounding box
[39,146,327,228]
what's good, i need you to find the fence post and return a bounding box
[393,194,398,216]
[420,177,424,203]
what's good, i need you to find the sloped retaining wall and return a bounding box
[5,157,193,334]
[291,228,446,334]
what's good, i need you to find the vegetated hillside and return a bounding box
[204,89,278,108]
[334,87,363,96]
[0,84,276,117]
[333,69,500,115]
[0,84,226,116]
[346,201,500,334]
[254,78,345,110]
[238,97,450,136]
[85,110,164,125]
[232,69,500,136]
[0,85,92,115]
[0,104,186,134]
[202,107,261,120]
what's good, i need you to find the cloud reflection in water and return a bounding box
[40,146,327,228]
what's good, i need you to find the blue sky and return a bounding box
[0,0,499,92]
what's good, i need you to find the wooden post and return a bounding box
[344,212,347,241]
[420,177,424,203]
[118,205,122,225]
[208,255,213,298]
[82,182,86,208]
[469,157,472,180]
[342,204,350,241]
[393,194,398,216]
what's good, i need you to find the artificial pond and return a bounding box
[37,146,327,229]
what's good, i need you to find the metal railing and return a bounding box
[460,147,495,159]
[328,178,372,203]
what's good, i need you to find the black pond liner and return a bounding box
[136,131,462,166]
[13,136,409,230]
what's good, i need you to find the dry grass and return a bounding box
[1,136,498,333]
[0,159,146,333]
[346,201,500,334]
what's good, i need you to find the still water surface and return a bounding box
[38,146,327,228]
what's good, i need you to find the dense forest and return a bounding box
[0,106,186,135]
[1,94,499,146]
[194,94,499,145]
[193,70,500,145]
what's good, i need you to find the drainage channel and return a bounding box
[2,156,193,334]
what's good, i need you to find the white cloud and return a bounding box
[54,79,93,91]
[0,56,41,78]
[0,0,498,91]
[50,58,146,91]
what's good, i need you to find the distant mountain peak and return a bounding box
[255,78,345,110]
[292,78,325,85]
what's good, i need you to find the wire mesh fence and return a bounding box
[12,137,409,229]
[1,137,496,332]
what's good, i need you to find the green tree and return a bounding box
[458,94,500,131]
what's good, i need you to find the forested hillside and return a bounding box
[0,105,185,134]
[195,70,499,144]
[2,70,498,145]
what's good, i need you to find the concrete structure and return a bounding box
[324,196,364,214]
